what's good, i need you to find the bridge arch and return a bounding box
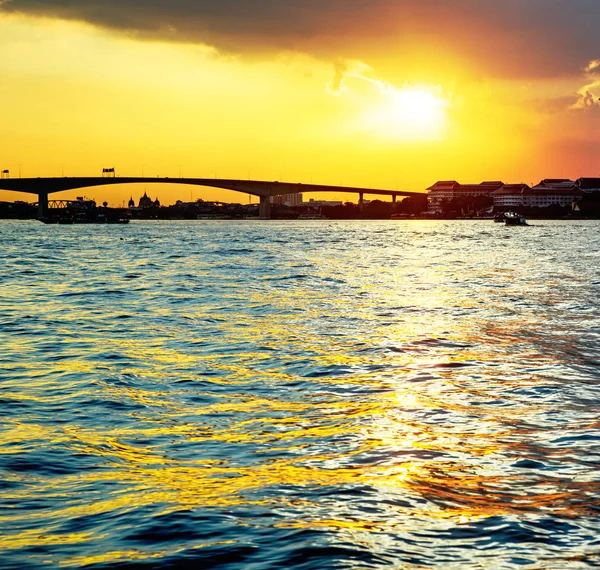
[0,176,422,219]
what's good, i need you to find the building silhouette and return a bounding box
[138,192,153,208]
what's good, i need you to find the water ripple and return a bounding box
[1,219,600,569]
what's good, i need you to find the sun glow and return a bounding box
[367,86,450,141]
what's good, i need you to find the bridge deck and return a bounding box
[0,177,423,199]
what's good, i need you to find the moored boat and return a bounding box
[298,213,327,220]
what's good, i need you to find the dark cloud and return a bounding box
[2,0,600,78]
[578,90,599,108]
[327,62,349,96]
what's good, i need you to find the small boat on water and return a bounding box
[503,212,527,226]
[297,213,327,220]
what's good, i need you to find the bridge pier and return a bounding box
[359,193,364,211]
[392,195,397,203]
[259,195,271,219]
[38,192,48,219]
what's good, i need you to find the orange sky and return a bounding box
[1,2,599,206]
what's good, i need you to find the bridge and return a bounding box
[0,176,423,219]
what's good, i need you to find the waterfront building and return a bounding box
[426,181,459,211]
[270,193,303,207]
[304,199,344,207]
[492,181,583,209]
[128,196,135,208]
[576,178,600,193]
[535,178,574,189]
[427,181,504,213]
[526,182,583,208]
[491,184,531,209]
[175,200,199,208]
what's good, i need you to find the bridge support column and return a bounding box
[259,195,271,219]
[392,194,397,203]
[38,192,48,219]
[358,193,364,211]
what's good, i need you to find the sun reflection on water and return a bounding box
[1,220,600,567]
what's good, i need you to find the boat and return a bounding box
[503,212,527,226]
[40,212,130,224]
[106,218,130,224]
[298,213,327,220]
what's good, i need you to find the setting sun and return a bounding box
[366,86,450,141]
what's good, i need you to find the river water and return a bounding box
[1,219,600,569]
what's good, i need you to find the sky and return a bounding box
[0,0,599,205]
